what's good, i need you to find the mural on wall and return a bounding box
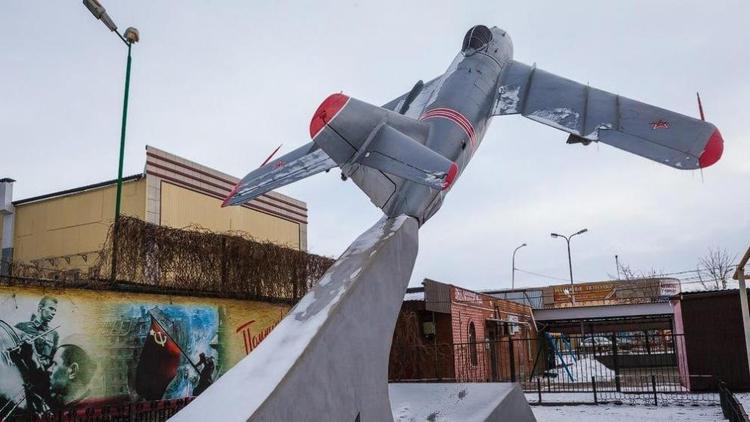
[0,285,286,419]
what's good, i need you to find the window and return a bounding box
[468,322,478,366]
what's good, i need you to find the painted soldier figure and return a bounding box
[14,296,59,368]
[192,352,215,396]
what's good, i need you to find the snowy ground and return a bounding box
[734,393,750,411]
[546,357,614,382]
[390,383,529,421]
[532,404,725,421]
[525,393,594,404]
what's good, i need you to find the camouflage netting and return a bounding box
[9,217,334,302]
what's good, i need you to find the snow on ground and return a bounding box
[390,383,521,422]
[734,393,750,411]
[525,393,594,404]
[547,357,614,382]
[532,404,725,421]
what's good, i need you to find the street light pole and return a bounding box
[511,243,527,289]
[111,41,133,282]
[551,228,588,305]
[82,0,139,281]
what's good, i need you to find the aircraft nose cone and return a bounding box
[310,93,349,138]
[698,128,723,168]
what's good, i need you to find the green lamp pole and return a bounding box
[82,0,140,281]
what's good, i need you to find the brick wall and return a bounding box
[450,285,537,382]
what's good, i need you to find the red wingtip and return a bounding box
[221,183,240,207]
[442,162,459,190]
[698,128,723,168]
[309,93,349,139]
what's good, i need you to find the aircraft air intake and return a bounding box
[462,25,492,53]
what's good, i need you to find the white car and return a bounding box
[580,336,612,352]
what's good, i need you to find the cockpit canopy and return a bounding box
[461,25,493,54]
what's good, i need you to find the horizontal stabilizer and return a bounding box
[223,142,335,207]
[494,61,724,170]
[311,94,457,192]
[353,123,457,191]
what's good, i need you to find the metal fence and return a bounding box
[720,381,750,422]
[5,397,193,422]
[390,332,721,405]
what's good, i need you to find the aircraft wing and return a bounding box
[222,142,336,206]
[493,61,723,169]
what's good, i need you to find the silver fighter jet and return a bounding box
[223,25,724,225]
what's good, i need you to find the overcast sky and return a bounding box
[2,1,748,291]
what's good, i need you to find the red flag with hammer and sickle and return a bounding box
[135,316,182,400]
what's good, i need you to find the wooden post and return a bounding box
[734,246,750,381]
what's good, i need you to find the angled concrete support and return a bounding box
[175,215,419,421]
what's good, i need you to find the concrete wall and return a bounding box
[0,283,288,417]
[144,146,308,251]
[159,182,300,249]
[4,147,310,275]
[12,178,146,271]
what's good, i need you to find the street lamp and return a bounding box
[511,243,527,289]
[83,0,139,281]
[550,228,588,305]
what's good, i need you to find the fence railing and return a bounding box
[720,381,750,422]
[390,332,719,405]
[6,397,193,422]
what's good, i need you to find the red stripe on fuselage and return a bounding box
[421,108,475,141]
[419,108,476,150]
[430,108,475,139]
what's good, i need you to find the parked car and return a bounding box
[580,336,612,353]
[615,335,637,351]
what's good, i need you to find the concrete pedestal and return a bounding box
[174,216,419,421]
[389,383,536,422]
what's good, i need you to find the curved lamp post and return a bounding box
[82,0,139,281]
[550,228,588,305]
[511,243,527,289]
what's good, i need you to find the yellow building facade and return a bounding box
[0,146,307,274]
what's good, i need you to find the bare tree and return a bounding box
[618,263,638,280]
[611,261,663,280]
[699,247,737,290]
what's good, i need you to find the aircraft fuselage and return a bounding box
[384,26,513,224]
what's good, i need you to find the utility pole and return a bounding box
[615,255,621,279]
